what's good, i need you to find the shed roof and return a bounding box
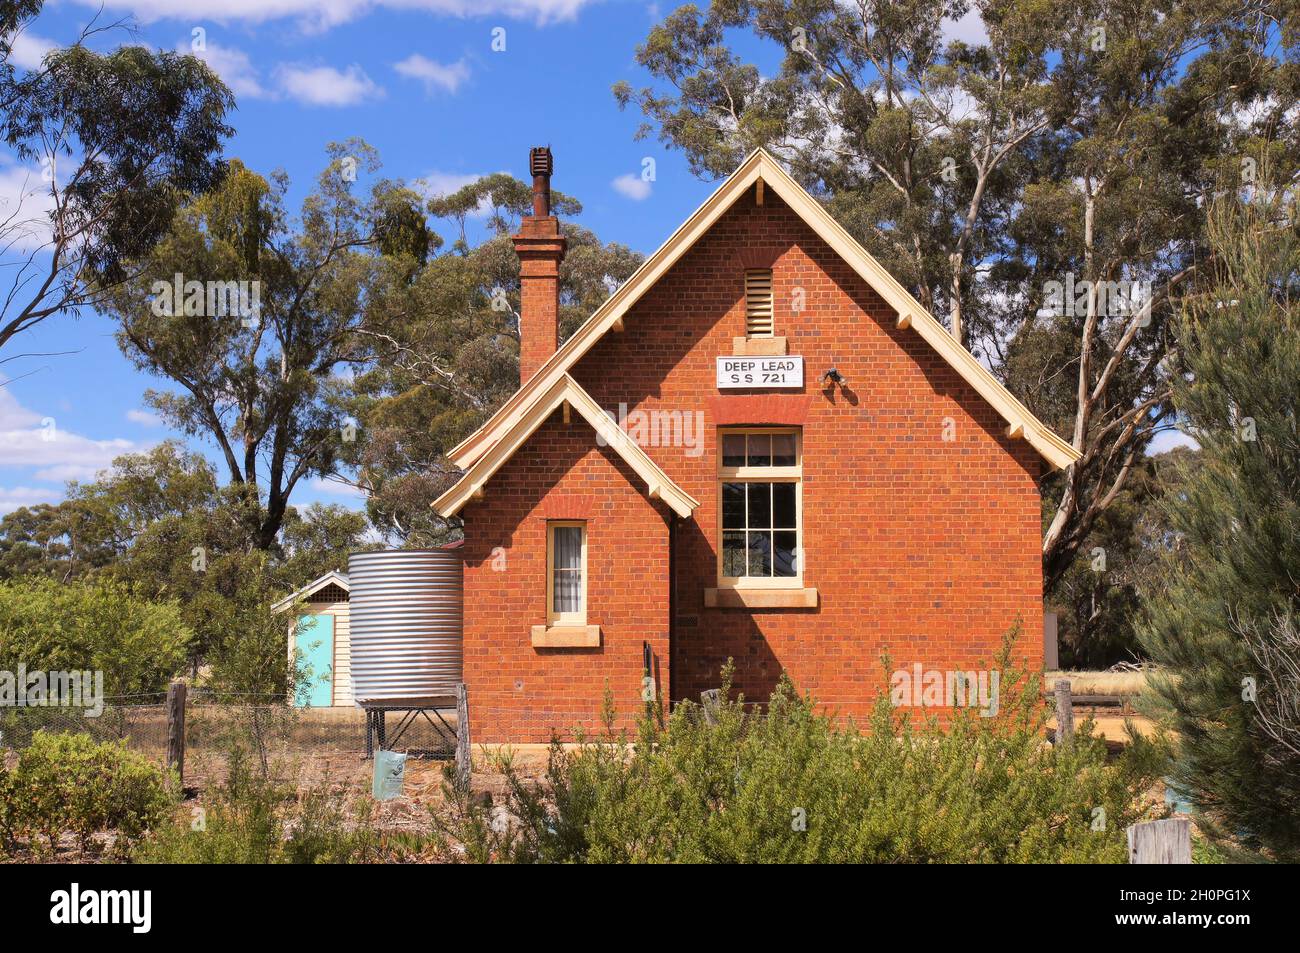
[271,570,350,613]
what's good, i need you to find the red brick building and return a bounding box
[436,147,1077,743]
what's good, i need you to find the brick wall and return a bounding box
[463,187,1044,740]
[571,187,1044,715]
[461,411,670,743]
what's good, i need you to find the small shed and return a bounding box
[272,570,354,707]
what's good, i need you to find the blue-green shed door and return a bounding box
[295,614,335,707]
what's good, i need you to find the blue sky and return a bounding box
[1,0,785,515]
[0,2,1188,518]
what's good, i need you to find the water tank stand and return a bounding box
[363,704,457,760]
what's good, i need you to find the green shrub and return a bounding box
[0,578,191,697]
[1,731,173,856]
[1138,191,1300,861]
[135,743,381,864]
[136,745,285,864]
[441,652,1166,864]
[0,763,14,854]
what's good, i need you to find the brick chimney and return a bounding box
[513,146,567,386]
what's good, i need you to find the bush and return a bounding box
[1139,190,1300,861]
[0,731,174,857]
[135,743,382,864]
[441,653,1166,864]
[0,763,14,853]
[0,578,191,697]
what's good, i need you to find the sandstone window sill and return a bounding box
[704,587,818,609]
[531,624,601,648]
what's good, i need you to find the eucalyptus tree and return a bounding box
[104,140,427,550]
[615,0,1066,345]
[0,1,232,365]
[1015,0,1297,588]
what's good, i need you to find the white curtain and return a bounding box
[553,526,583,613]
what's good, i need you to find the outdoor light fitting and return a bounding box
[822,367,847,388]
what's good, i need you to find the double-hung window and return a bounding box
[718,428,802,588]
[547,521,587,626]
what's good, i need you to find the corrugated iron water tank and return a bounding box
[347,549,463,706]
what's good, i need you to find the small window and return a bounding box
[745,269,774,337]
[718,429,801,587]
[547,521,587,625]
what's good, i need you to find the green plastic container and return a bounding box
[372,749,406,800]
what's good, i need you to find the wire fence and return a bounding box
[0,692,458,778]
[1,687,667,792]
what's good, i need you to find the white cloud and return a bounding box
[417,171,481,198]
[611,173,652,201]
[274,63,384,106]
[307,477,366,498]
[0,154,56,253]
[1146,428,1200,456]
[0,389,137,482]
[0,485,56,515]
[0,388,41,429]
[33,464,102,483]
[73,0,595,29]
[941,9,989,46]
[127,408,162,427]
[8,30,58,70]
[181,39,267,98]
[394,54,470,94]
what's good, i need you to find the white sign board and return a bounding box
[716,356,804,389]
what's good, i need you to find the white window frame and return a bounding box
[546,520,588,626]
[717,428,803,589]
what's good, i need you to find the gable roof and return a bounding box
[434,373,699,519]
[448,148,1079,474]
[271,570,350,613]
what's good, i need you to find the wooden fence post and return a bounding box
[700,689,721,725]
[166,680,187,784]
[455,683,471,791]
[1053,679,1074,746]
[1127,818,1192,864]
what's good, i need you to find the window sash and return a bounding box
[718,429,801,480]
[717,429,802,587]
[547,522,586,624]
[721,482,800,580]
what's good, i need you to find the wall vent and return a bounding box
[745,269,774,337]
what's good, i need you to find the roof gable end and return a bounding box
[448,149,1079,473]
[271,570,350,613]
[434,374,699,519]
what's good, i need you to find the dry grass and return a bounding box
[1044,669,1155,696]
[1042,668,1160,744]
